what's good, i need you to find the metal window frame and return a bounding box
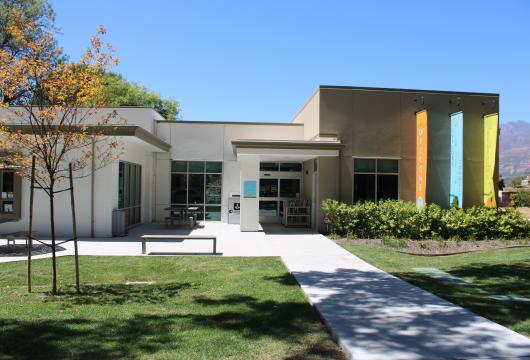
[259,161,303,221]
[118,160,142,225]
[170,160,223,221]
[352,157,400,203]
[0,170,15,214]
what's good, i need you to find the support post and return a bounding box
[27,156,35,293]
[69,163,80,293]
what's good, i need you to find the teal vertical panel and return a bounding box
[450,112,464,207]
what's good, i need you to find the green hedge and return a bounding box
[322,199,530,240]
[512,191,530,207]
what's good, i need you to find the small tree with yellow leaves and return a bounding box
[0,8,121,294]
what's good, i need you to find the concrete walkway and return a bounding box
[2,223,530,359]
[270,231,530,360]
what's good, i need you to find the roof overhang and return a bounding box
[232,139,342,161]
[4,124,171,152]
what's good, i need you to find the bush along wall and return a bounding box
[322,199,530,240]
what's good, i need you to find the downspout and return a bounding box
[90,137,95,238]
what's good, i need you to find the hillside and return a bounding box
[500,121,530,180]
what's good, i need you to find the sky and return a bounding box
[51,0,530,123]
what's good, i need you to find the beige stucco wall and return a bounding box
[292,90,320,140]
[317,87,499,207]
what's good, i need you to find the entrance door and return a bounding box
[259,162,302,223]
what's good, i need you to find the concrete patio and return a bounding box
[1,222,530,359]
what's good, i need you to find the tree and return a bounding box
[509,176,524,188]
[99,72,180,120]
[0,0,63,104]
[0,8,120,294]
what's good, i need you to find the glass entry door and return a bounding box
[259,162,302,223]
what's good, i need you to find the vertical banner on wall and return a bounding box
[483,113,498,208]
[416,109,428,207]
[450,112,464,207]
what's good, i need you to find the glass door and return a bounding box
[259,162,302,223]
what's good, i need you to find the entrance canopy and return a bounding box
[232,139,342,232]
[232,139,342,160]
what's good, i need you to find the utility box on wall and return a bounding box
[112,208,128,237]
[228,196,240,224]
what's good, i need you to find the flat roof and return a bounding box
[319,85,499,97]
[4,124,171,152]
[157,120,301,126]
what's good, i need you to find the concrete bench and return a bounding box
[140,235,217,255]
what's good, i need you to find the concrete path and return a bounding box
[270,231,530,360]
[2,223,530,359]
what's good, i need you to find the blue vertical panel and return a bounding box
[450,112,464,207]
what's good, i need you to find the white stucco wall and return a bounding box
[0,136,158,238]
[153,121,304,223]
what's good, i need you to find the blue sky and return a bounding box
[52,0,530,123]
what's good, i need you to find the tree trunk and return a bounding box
[49,184,57,295]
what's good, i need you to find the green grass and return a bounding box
[342,245,530,337]
[0,256,342,360]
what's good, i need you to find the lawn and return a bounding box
[341,245,530,337]
[0,256,343,360]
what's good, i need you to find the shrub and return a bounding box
[322,199,530,240]
[513,191,530,207]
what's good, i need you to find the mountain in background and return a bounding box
[500,121,530,181]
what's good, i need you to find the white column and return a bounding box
[238,154,260,231]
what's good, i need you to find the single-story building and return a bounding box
[0,85,500,236]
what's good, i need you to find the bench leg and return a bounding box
[213,238,216,254]
[142,241,146,255]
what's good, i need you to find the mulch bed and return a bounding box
[334,238,530,256]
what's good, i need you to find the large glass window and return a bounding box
[353,158,398,202]
[118,161,142,226]
[170,161,223,221]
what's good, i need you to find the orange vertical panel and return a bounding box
[416,109,428,207]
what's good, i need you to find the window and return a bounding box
[259,201,278,217]
[280,179,300,198]
[118,162,142,226]
[353,158,398,202]
[260,178,278,197]
[279,163,302,172]
[0,170,15,214]
[170,161,223,221]
[260,162,279,172]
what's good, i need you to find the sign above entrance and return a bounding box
[243,180,257,198]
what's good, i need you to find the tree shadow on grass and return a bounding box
[395,262,530,332]
[189,294,344,359]
[450,262,530,297]
[0,293,343,360]
[191,294,329,340]
[0,314,180,360]
[43,282,192,306]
